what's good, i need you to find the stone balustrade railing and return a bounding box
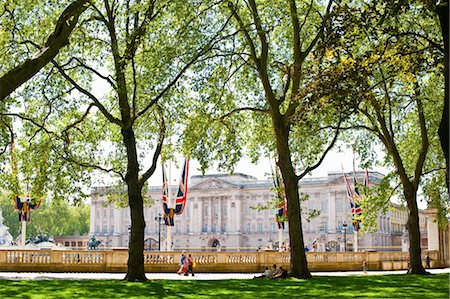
[0,249,440,273]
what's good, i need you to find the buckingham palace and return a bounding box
[89,171,428,252]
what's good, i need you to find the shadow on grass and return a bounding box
[0,274,447,298]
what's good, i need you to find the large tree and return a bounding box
[319,1,444,274]
[432,0,448,191]
[3,0,229,281]
[181,0,350,278]
[224,0,348,279]
[380,0,449,191]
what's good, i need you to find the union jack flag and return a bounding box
[174,159,189,215]
[350,200,362,216]
[162,166,170,215]
[351,169,362,216]
[14,195,41,222]
[164,208,175,226]
[342,171,362,229]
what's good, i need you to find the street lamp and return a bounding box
[343,222,348,252]
[155,213,162,251]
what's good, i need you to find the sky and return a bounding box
[145,148,388,186]
[143,151,430,210]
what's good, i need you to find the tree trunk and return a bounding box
[272,115,311,279]
[122,128,147,282]
[436,0,449,192]
[404,185,428,274]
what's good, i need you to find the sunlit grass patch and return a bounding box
[0,273,447,298]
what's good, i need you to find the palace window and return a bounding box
[337,201,343,212]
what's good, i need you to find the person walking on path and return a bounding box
[177,251,187,275]
[425,254,431,269]
[185,254,195,276]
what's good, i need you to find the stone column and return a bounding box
[189,198,195,233]
[426,208,440,251]
[328,192,336,233]
[99,199,104,234]
[227,200,232,232]
[218,197,222,232]
[114,207,120,235]
[107,206,111,237]
[236,195,242,233]
[208,198,213,232]
[198,198,203,232]
[89,199,97,235]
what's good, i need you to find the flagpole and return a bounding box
[167,161,172,252]
[21,219,26,247]
[278,226,283,252]
[352,157,358,252]
[354,229,359,252]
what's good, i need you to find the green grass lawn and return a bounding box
[0,274,448,299]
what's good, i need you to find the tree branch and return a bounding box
[299,0,333,63]
[218,107,269,121]
[72,57,117,89]
[248,0,268,63]
[0,0,90,101]
[52,60,123,126]
[413,83,429,189]
[2,113,55,136]
[123,0,160,62]
[135,13,234,120]
[60,151,125,181]
[61,103,96,147]
[140,108,165,184]
[228,1,259,64]
[131,56,137,118]
[296,119,341,181]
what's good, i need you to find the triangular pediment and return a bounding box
[190,178,240,190]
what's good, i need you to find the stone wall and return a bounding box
[0,249,440,273]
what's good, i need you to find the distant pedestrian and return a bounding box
[177,251,187,275]
[185,254,195,276]
[362,260,368,273]
[425,254,431,268]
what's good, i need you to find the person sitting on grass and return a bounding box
[268,264,279,278]
[271,266,288,279]
[254,267,271,279]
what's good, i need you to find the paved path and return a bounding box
[0,268,448,280]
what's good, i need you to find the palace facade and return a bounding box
[89,171,428,252]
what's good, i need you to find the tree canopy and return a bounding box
[0,0,446,280]
[315,0,446,274]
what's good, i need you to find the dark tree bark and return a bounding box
[122,128,147,282]
[227,0,334,279]
[373,95,428,275]
[272,116,311,278]
[404,185,427,274]
[436,0,449,191]
[0,0,89,101]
